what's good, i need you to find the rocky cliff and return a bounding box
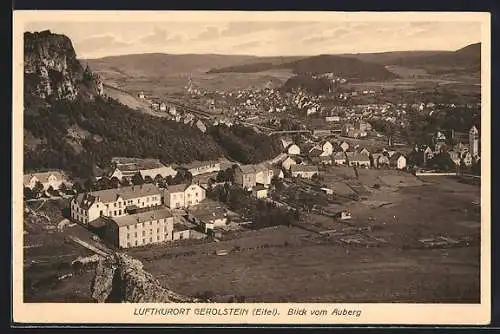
[90,253,199,303]
[24,30,104,100]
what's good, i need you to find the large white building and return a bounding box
[70,184,162,225]
[162,182,206,209]
[181,160,221,176]
[103,207,174,249]
[109,157,177,180]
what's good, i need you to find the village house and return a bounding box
[102,207,174,249]
[186,199,228,233]
[280,136,294,149]
[138,91,145,99]
[110,157,177,181]
[162,182,206,209]
[333,152,347,165]
[180,160,221,176]
[390,154,407,170]
[318,140,334,156]
[371,153,390,168]
[234,164,274,189]
[159,102,167,112]
[286,144,301,155]
[252,184,269,199]
[23,170,71,191]
[70,184,162,225]
[172,222,195,241]
[346,152,371,168]
[290,165,319,179]
[358,147,370,157]
[340,141,350,152]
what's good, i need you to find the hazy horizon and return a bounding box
[24,20,481,59]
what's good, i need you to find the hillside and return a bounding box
[85,53,261,78]
[24,31,284,178]
[23,31,225,178]
[382,43,481,74]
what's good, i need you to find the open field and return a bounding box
[130,174,480,303]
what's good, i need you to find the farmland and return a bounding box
[123,173,481,303]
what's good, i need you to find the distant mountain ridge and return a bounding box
[207,54,398,81]
[206,42,480,76]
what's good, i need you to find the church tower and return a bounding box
[469,126,479,158]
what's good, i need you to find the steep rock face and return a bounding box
[91,253,199,303]
[24,30,104,100]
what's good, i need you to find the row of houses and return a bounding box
[70,181,213,249]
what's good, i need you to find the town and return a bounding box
[22,27,482,304]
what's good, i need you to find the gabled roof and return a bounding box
[333,152,346,159]
[23,170,66,185]
[291,165,319,173]
[111,207,173,227]
[181,160,220,170]
[346,152,370,162]
[75,184,161,206]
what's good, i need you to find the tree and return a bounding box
[270,175,284,191]
[47,185,56,196]
[154,174,164,186]
[84,179,94,191]
[131,173,144,185]
[165,175,174,185]
[59,182,68,195]
[110,177,120,188]
[120,177,131,187]
[72,182,83,194]
[33,181,44,198]
[24,187,34,200]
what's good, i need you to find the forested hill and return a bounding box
[24,96,224,178]
[23,31,290,178]
[208,54,398,81]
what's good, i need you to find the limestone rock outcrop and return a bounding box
[91,253,198,303]
[24,30,104,101]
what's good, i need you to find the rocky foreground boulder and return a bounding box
[90,253,198,303]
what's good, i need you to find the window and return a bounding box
[127,234,130,239]
[127,242,131,247]
[100,210,103,216]
[143,238,146,244]
[135,241,138,246]
[114,203,117,208]
[134,232,137,237]
[142,231,145,236]
[157,235,160,241]
[118,210,122,215]
[195,192,199,197]
[187,193,191,198]
[150,229,153,234]
[157,228,160,233]
[150,237,153,242]
[114,210,117,216]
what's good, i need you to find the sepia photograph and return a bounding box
[12,11,490,325]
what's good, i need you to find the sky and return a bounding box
[24,20,482,59]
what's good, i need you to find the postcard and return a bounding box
[12,10,491,325]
